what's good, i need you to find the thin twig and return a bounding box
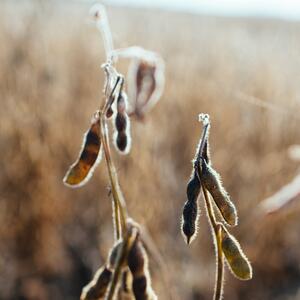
[108,189,121,240]
[215,224,224,300]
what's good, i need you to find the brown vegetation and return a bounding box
[1,1,300,299]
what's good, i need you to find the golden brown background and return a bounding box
[1,1,300,299]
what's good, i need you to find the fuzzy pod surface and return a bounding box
[221,227,252,280]
[181,198,198,244]
[63,113,102,187]
[201,159,237,226]
[80,266,112,300]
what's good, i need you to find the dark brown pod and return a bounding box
[115,130,131,154]
[115,112,128,132]
[181,199,198,245]
[201,159,238,226]
[128,236,146,278]
[127,237,157,299]
[80,266,112,300]
[187,173,201,203]
[132,275,147,300]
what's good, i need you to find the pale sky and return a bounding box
[105,0,300,21]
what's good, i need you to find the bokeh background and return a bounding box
[1,1,300,299]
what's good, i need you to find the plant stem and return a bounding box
[105,227,137,300]
[108,189,121,240]
[215,224,224,300]
[99,111,127,236]
[201,186,224,300]
[196,114,224,300]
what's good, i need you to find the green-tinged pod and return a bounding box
[63,112,102,188]
[201,159,238,226]
[181,199,198,245]
[220,226,252,280]
[80,266,112,300]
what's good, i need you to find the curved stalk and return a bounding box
[201,186,224,300]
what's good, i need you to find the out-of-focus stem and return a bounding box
[99,112,127,236]
[105,228,137,300]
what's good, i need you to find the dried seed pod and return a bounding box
[117,91,128,114]
[187,173,201,203]
[80,266,112,300]
[127,57,164,119]
[220,226,252,280]
[128,236,157,300]
[115,112,128,132]
[63,112,102,188]
[128,236,146,278]
[106,105,114,118]
[181,198,198,245]
[109,240,126,269]
[113,91,132,154]
[201,159,238,226]
[181,173,200,244]
[114,130,131,154]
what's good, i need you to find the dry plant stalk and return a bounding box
[63,4,165,300]
[181,114,252,299]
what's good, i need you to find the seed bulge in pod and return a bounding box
[221,227,252,280]
[115,112,127,132]
[80,266,112,300]
[201,159,238,226]
[128,237,146,277]
[181,199,198,244]
[132,275,147,300]
[108,240,125,269]
[187,173,201,203]
[117,92,127,114]
[116,131,128,152]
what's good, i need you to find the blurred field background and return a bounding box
[1,1,300,299]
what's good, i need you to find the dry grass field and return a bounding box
[1,1,300,299]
